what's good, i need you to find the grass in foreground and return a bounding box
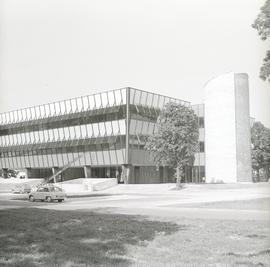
[127,217,270,266]
[0,208,178,267]
[0,206,270,267]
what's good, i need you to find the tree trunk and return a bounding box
[264,166,269,181]
[256,167,260,182]
[176,166,183,190]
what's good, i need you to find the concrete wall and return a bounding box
[204,72,237,183]
[204,72,252,183]
[234,74,252,182]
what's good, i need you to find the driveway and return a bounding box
[0,183,269,221]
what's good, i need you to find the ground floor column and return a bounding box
[84,166,92,178]
[52,167,61,183]
[121,164,132,184]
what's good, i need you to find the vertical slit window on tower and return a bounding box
[199,141,205,153]
[199,117,204,128]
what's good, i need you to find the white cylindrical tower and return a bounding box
[204,72,252,183]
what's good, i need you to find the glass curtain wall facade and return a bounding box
[127,89,205,183]
[0,89,127,179]
[189,104,205,183]
[0,87,205,183]
[127,88,188,183]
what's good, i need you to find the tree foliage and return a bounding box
[0,169,19,178]
[251,121,270,181]
[252,0,270,82]
[145,102,199,188]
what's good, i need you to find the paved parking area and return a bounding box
[0,183,269,221]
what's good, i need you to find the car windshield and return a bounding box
[50,187,62,192]
[37,188,45,192]
[54,187,62,192]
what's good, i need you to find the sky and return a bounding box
[0,0,269,127]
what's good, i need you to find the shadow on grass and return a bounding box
[235,261,265,266]
[226,249,270,258]
[226,249,270,266]
[68,193,116,198]
[246,234,267,240]
[0,208,180,266]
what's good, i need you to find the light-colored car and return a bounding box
[29,185,66,202]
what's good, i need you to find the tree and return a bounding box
[252,0,270,82]
[145,102,199,189]
[251,121,270,181]
[0,168,19,178]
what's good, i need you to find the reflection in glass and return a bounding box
[71,99,77,113]
[82,96,89,111]
[55,102,61,116]
[88,95,95,110]
[45,105,50,118]
[101,93,108,108]
[77,98,83,112]
[94,94,102,109]
[108,91,115,106]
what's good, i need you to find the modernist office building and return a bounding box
[0,72,252,183]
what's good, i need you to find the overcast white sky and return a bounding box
[0,0,269,127]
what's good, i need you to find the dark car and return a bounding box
[29,185,66,202]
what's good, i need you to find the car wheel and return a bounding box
[46,196,52,203]
[29,195,35,202]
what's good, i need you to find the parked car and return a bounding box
[12,184,32,194]
[29,185,66,202]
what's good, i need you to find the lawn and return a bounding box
[0,207,269,267]
[127,217,270,266]
[173,197,270,211]
[197,197,270,210]
[0,208,178,267]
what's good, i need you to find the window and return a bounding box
[94,94,102,108]
[199,117,204,128]
[199,141,205,153]
[37,188,45,192]
[54,187,62,192]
